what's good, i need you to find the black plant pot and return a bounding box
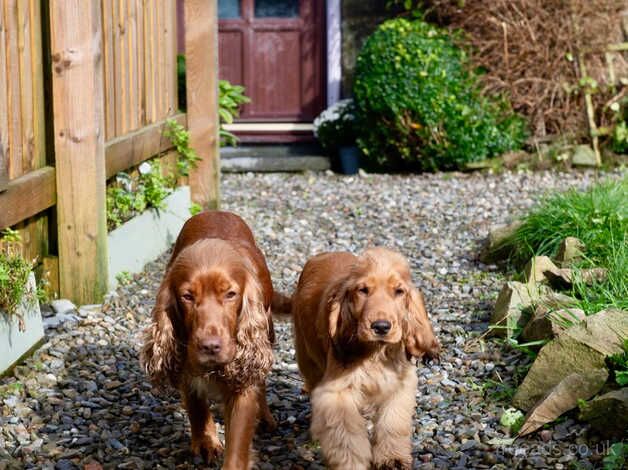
[334,146,361,175]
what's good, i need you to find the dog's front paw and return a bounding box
[191,435,224,462]
[372,458,412,470]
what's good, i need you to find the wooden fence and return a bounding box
[0,0,219,304]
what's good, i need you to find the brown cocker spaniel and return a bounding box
[140,211,280,469]
[292,247,440,470]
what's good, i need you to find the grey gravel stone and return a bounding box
[1,170,619,469]
[50,299,77,315]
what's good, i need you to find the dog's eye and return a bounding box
[225,291,238,300]
[181,292,194,302]
[358,286,369,295]
[395,288,405,297]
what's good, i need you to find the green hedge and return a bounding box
[354,18,526,171]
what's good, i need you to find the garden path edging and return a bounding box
[0,273,44,376]
[107,186,191,290]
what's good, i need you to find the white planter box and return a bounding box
[0,273,44,376]
[108,185,191,289]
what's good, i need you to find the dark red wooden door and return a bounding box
[218,0,324,122]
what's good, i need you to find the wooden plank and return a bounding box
[153,0,166,121]
[112,0,125,135]
[184,0,220,208]
[127,0,138,131]
[105,112,186,178]
[167,0,177,113]
[0,166,56,229]
[17,0,34,172]
[102,0,116,140]
[6,0,23,178]
[50,0,108,304]
[0,1,9,191]
[135,0,145,125]
[143,0,154,123]
[29,0,46,170]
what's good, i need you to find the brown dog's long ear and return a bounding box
[140,279,182,387]
[230,273,274,382]
[404,288,440,360]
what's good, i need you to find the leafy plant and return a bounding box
[499,407,525,434]
[219,80,250,146]
[0,237,34,317]
[189,202,203,216]
[139,161,171,211]
[606,339,628,387]
[106,161,172,231]
[604,442,626,470]
[607,98,628,154]
[164,119,200,177]
[353,18,526,172]
[115,271,133,286]
[106,117,204,229]
[313,99,358,151]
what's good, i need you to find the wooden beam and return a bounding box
[105,112,186,178]
[49,0,108,304]
[184,0,219,208]
[0,166,56,229]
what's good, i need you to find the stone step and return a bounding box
[221,145,330,172]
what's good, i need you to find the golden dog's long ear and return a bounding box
[325,286,354,348]
[404,288,440,360]
[140,278,182,387]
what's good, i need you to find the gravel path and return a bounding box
[1,170,619,470]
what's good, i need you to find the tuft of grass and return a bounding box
[498,176,627,314]
[501,177,627,267]
[0,251,34,316]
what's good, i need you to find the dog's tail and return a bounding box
[271,291,292,316]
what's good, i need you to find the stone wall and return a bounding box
[340,0,394,97]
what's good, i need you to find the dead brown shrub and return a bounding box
[425,0,627,140]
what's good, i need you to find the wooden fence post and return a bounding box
[184,0,220,208]
[49,0,108,304]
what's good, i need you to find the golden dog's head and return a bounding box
[328,247,440,359]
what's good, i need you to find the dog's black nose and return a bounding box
[199,337,222,355]
[371,320,391,336]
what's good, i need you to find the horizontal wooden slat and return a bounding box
[0,166,56,229]
[105,112,186,178]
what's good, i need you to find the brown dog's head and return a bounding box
[140,239,272,386]
[328,247,440,359]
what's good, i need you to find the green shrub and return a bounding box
[353,18,526,171]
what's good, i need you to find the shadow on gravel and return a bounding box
[22,334,318,470]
